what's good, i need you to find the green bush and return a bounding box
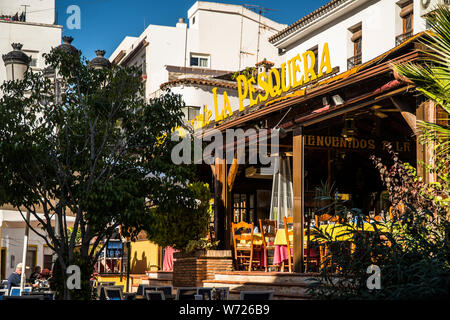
[308,144,450,300]
[145,182,212,251]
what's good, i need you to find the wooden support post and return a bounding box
[214,158,232,249]
[292,127,305,273]
[391,97,417,135]
[214,158,225,249]
[227,157,239,192]
[416,100,436,184]
[0,226,2,280]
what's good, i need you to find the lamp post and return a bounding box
[2,43,31,81]
[43,36,80,280]
[88,50,111,70]
[2,42,31,292]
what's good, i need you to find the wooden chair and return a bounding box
[259,219,278,272]
[283,216,294,272]
[314,213,339,226]
[145,290,165,300]
[240,290,274,300]
[104,286,124,300]
[232,221,261,271]
[176,287,197,300]
[316,213,353,271]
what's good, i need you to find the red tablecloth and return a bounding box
[273,245,317,265]
[163,246,179,271]
[252,248,266,268]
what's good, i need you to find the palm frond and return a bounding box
[393,5,450,159]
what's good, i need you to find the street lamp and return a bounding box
[2,43,31,81]
[57,36,79,56]
[88,50,111,70]
[2,42,32,291]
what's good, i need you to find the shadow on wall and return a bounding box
[131,251,148,274]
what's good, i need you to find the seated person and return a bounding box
[29,266,42,284]
[7,263,23,293]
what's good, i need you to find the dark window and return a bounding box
[403,13,413,33]
[233,193,256,223]
[43,254,53,270]
[348,26,362,69]
[308,45,319,75]
[354,37,362,56]
[190,55,209,67]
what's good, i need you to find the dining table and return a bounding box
[238,233,265,268]
[271,222,388,267]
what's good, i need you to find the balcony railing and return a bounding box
[395,31,413,46]
[347,54,362,70]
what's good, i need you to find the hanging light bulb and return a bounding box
[341,117,357,140]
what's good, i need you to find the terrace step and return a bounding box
[213,271,319,284]
[145,271,173,280]
[202,280,312,300]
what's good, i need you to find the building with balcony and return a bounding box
[0,0,63,283]
[109,1,286,124]
[0,0,62,88]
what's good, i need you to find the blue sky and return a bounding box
[55,0,330,60]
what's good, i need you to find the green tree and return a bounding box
[308,7,450,299]
[146,181,213,251]
[0,47,198,299]
[394,5,450,158]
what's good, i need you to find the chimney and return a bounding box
[176,17,187,28]
[255,58,275,74]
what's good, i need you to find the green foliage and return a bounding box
[0,45,197,299]
[394,5,450,156]
[145,182,212,251]
[308,144,450,300]
[185,239,220,254]
[231,67,257,80]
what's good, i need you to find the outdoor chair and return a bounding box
[239,290,274,300]
[197,287,213,300]
[145,290,165,300]
[104,287,124,300]
[1,280,8,289]
[284,216,295,272]
[136,284,152,296]
[100,285,124,300]
[259,219,278,272]
[315,213,342,270]
[284,216,320,272]
[176,287,198,300]
[0,288,8,300]
[22,291,56,300]
[206,287,229,300]
[232,221,262,271]
[96,281,115,298]
[3,295,44,300]
[9,286,22,296]
[147,286,173,299]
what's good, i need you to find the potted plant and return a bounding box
[145,182,233,287]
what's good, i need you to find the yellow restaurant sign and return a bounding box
[304,135,412,152]
[176,43,334,134]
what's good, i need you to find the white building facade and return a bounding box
[0,0,63,281]
[109,1,286,123]
[270,0,441,80]
[0,0,62,88]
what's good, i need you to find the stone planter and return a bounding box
[173,250,233,287]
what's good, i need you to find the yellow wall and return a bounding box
[97,275,127,289]
[130,240,161,273]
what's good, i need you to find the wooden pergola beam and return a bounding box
[391,97,417,135]
[292,127,305,273]
[227,158,239,192]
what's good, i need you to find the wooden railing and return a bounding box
[395,30,413,46]
[347,53,362,70]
